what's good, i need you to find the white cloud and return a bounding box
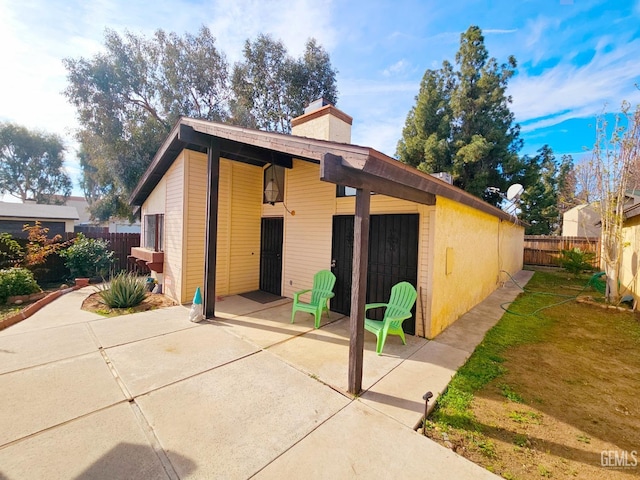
[510,38,640,131]
[484,29,517,35]
[206,0,338,62]
[382,59,410,77]
[0,0,340,195]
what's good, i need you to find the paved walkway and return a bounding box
[0,271,532,479]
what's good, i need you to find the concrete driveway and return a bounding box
[0,273,531,479]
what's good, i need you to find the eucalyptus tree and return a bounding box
[0,123,71,203]
[231,35,338,133]
[65,27,338,220]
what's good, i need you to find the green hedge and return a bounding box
[0,268,41,304]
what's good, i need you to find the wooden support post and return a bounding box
[348,187,371,395]
[204,139,220,318]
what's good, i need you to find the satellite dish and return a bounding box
[506,184,524,201]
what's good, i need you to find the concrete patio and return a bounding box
[0,270,532,479]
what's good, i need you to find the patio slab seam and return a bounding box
[0,400,130,451]
[213,309,348,352]
[0,349,103,378]
[115,349,263,399]
[87,322,200,350]
[128,401,180,480]
[247,395,357,478]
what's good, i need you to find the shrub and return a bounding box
[23,221,69,267]
[559,248,596,275]
[0,267,41,304]
[0,233,24,268]
[59,233,114,278]
[98,272,147,308]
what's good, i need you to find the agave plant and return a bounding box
[98,272,147,308]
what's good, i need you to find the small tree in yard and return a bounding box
[22,222,69,267]
[592,102,640,303]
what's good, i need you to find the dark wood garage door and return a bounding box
[330,214,419,335]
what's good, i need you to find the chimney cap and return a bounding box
[304,98,332,114]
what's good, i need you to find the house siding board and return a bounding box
[215,159,232,295]
[227,161,262,294]
[282,160,336,298]
[336,195,420,215]
[621,215,640,303]
[162,153,185,303]
[428,196,524,338]
[182,151,208,303]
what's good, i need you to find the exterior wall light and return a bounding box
[264,179,279,205]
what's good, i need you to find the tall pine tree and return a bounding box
[518,146,576,235]
[397,26,524,205]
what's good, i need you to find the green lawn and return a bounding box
[425,269,640,480]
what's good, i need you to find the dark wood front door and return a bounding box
[331,214,419,335]
[260,217,283,295]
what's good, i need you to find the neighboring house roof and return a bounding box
[0,202,79,220]
[130,117,522,224]
[624,202,640,220]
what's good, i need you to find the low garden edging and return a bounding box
[0,285,79,331]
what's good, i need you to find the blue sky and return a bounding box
[1,0,639,196]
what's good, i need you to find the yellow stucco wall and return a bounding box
[428,196,524,338]
[620,215,640,302]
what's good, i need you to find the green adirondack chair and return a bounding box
[364,282,417,355]
[291,270,336,328]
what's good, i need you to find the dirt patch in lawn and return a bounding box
[425,271,640,479]
[82,292,177,316]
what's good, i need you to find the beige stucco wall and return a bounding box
[620,215,640,302]
[562,204,601,237]
[428,196,524,338]
[291,113,351,143]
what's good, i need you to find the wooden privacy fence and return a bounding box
[524,236,601,267]
[523,235,601,267]
[72,232,144,273]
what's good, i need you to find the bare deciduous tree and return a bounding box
[593,102,640,302]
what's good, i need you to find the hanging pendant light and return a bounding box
[264,177,279,205]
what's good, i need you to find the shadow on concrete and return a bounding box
[73,442,197,480]
[361,390,425,412]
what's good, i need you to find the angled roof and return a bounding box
[0,202,79,220]
[624,202,640,221]
[130,117,523,224]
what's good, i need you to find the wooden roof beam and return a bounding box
[321,153,435,206]
[179,124,293,168]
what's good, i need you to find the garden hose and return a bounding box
[498,270,598,317]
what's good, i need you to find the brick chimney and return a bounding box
[291,98,352,143]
